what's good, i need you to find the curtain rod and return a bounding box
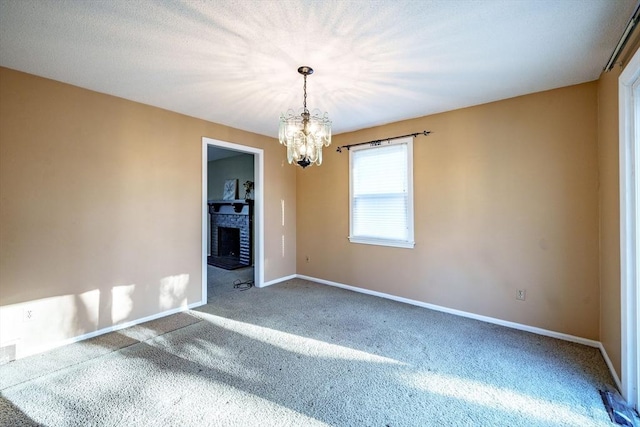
[604,2,640,72]
[336,130,431,153]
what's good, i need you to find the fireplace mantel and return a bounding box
[208,199,253,213]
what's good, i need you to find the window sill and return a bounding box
[348,236,415,249]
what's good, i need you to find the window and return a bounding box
[349,137,414,248]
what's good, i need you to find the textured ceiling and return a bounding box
[0,0,636,138]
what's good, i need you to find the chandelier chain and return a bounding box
[303,74,307,111]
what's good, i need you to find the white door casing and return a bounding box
[201,137,265,303]
[619,46,640,410]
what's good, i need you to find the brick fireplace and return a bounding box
[208,200,253,268]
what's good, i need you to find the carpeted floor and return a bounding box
[0,267,623,426]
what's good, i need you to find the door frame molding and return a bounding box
[201,137,265,303]
[619,47,640,410]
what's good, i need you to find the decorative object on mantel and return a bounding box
[279,66,331,169]
[223,179,238,200]
[336,130,431,153]
[243,180,254,201]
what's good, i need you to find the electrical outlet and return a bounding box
[23,308,35,322]
[516,289,526,301]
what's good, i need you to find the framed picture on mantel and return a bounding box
[223,179,238,200]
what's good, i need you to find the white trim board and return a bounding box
[619,45,640,410]
[263,274,297,288]
[8,268,289,361]
[600,343,623,392]
[16,301,204,361]
[296,274,623,385]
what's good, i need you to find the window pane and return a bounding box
[353,195,407,240]
[353,144,407,195]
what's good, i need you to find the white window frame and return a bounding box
[348,136,415,249]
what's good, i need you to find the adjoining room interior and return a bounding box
[205,145,256,293]
[1,1,639,425]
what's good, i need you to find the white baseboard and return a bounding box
[20,301,204,360]
[297,274,630,387]
[599,343,623,391]
[247,276,627,395]
[261,274,296,288]
[21,274,621,389]
[296,274,601,349]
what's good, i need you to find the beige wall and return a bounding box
[0,56,631,370]
[297,82,600,340]
[0,67,296,358]
[597,36,640,380]
[598,67,622,378]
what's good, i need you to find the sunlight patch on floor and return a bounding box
[400,371,608,427]
[197,312,406,365]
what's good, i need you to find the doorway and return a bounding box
[201,137,264,303]
[620,48,640,411]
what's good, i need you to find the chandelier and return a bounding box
[279,66,331,168]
